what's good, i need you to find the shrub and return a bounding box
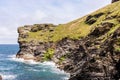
[43,48,54,61]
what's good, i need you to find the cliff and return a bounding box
[17,1,120,80]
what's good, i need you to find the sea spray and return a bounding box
[8,54,70,79]
[0,74,17,80]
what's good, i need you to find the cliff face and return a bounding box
[17,1,120,80]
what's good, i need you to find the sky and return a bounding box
[0,0,111,44]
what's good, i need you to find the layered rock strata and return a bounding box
[17,1,120,80]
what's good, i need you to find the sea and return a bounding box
[0,44,69,80]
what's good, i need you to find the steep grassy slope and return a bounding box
[18,1,120,43]
[17,1,120,80]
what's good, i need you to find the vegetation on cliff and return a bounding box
[17,1,120,80]
[18,1,120,43]
[43,48,55,61]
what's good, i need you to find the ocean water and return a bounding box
[0,44,69,80]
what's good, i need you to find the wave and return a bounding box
[8,54,70,79]
[0,67,13,71]
[0,74,17,80]
[8,55,57,66]
[41,62,70,75]
[40,61,56,67]
[63,77,70,80]
[8,55,40,64]
[40,61,70,79]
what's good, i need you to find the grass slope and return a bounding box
[19,1,120,42]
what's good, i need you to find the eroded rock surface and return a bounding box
[17,22,120,80]
[16,1,120,80]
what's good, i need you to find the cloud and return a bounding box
[0,0,111,44]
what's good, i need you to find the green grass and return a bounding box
[58,56,66,64]
[115,46,120,52]
[43,48,55,61]
[18,1,120,43]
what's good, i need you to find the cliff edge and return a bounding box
[17,1,120,80]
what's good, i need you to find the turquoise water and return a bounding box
[0,45,69,80]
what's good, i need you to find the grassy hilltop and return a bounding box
[18,1,120,43]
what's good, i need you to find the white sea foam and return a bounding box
[63,76,70,80]
[0,67,13,71]
[0,74,17,80]
[41,61,70,78]
[8,54,15,58]
[8,54,40,64]
[40,61,56,66]
[8,54,70,79]
[27,68,42,72]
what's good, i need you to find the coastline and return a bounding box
[16,1,120,80]
[11,55,70,78]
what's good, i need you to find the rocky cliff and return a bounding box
[17,1,120,80]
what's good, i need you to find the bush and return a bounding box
[43,48,54,61]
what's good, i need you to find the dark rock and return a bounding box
[114,59,120,79]
[89,22,114,37]
[31,26,39,32]
[30,24,56,32]
[0,75,2,80]
[17,26,120,79]
[85,15,96,24]
[112,27,120,38]
[85,13,104,25]
[17,12,120,80]
[19,33,29,38]
[94,13,104,18]
[112,0,120,3]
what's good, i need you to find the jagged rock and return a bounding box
[85,15,96,24]
[89,22,114,37]
[31,24,56,32]
[17,23,120,80]
[85,13,104,25]
[16,1,120,80]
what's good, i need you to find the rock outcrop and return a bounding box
[17,1,120,80]
[17,24,56,61]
